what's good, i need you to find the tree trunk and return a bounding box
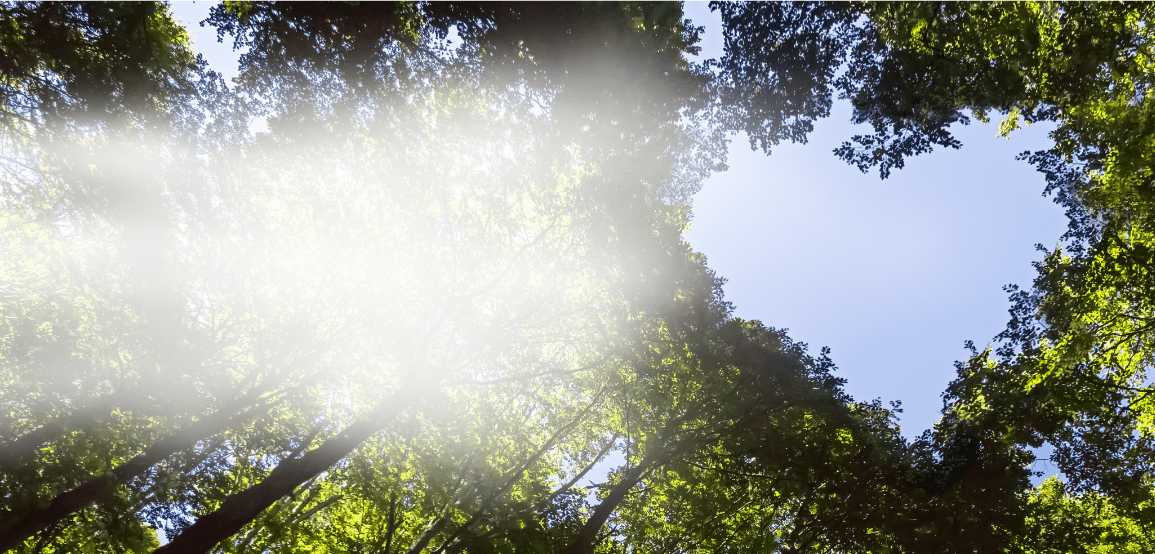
[404,517,449,554]
[558,458,656,554]
[152,394,411,554]
[0,420,66,469]
[0,387,142,470]
[0,397,268,551]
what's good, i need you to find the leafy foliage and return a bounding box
[4,2,1154,554]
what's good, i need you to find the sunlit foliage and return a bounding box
[4,2,1155,554]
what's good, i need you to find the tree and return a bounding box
[2,3,785,553]
[837,2,1155,550]
[7,2,1128,554]
[0,1,195,130]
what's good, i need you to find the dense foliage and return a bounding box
[1,2,1152,553]
[850,0,1155,537]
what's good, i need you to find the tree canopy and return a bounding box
[1,2,1153,554]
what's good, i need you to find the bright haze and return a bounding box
[169,0,1069,443]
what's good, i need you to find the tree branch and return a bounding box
[548,433,619,503]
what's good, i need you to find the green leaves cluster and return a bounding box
[846,2,1155,551]
[0,1,195,131]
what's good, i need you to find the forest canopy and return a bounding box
[1,2,1153,553]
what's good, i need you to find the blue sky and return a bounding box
[682,2,1068,440]
[170,1,1070,443]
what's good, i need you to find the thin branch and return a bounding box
[548,433,619,503]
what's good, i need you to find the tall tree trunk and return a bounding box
[383,491,399,554]
[405,517,449,554]
[0,387,142,470]
[152,393,411,554]
[558,456,658,554]
[0,419,67,468]
[0,396,271,551]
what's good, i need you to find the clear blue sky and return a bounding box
[170,1,1070,442]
